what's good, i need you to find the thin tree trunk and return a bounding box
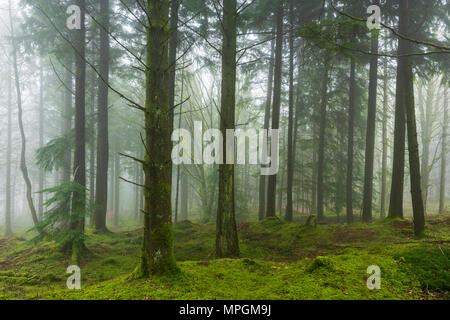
[62,57,73,183]
[134,159,139,220]
[216,0,239,258]
[89,67,96,227]
[285,0,295,222]
[362,29,379,222]
[380,55,388,218]
[346,58,356,224]
[292,52,302,211]
[258,33,275,221]
[94,0,110,232]
[113,152,120,227]
[180,171,188,220]
[420,82,434,215]
[108,155,114,214]
[439,87,448,214]
[9,0,40,230]
[38,62,45,221]
[317,61,330,222]
[174,56,185,223]
[169,0,179,132]
[5,60,13,237]
[266,0,284,218]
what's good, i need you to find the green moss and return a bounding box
[0,214,448,300]
[395,246,449,291]
[306,256,335,272]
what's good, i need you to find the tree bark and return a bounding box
[439,87,448,214]
[346,58,356,224]
[38,62,45,221]
[380,55,388,218]
[180,171,188,220]
[216,0,239,258]
[169,0,179,132]
[317,61,330,222]
[266,0,284,218]
[113,152,120,226]
[285,0,295,222]
[137,0,178,276]
[94,0,110,232]
[258,34,275,221]
[401,0,425,236]
[419,81,434,215]
[388,24,407,220]
[70,0,87,261]
[362,30,379,222]
[5,60,13,237]
[88,65,96,227]
[61,57,73,183]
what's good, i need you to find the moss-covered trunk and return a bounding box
[216,0,239,258]
[137,0,178,276]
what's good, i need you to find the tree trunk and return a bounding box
[258,33,275,221]
[346,58,356,224]
[89,67,96,227]
[388,0,411,220]
[62,57,73,183]
[180,170,188,220]
[137,0,178,276]
[285,0,295,222]
[317,61,330,222]
[94,0,110,232]
[38,62,45,221]
[70,0,87,261]
[169,0,179,132]
[9,0,40,230]
[380,55,388,218]
[108,155,114,213]
[419,81,434,215]
[439,87,448,214]
[134,159,140,220]
[216,0,239,258]
[5,60,13,237]
[388,77,406,216]
[401,0,425,236]
[113,152,120,227]
[362,30,379,222]
[266,0,284,218]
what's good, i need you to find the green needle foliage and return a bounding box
[28,182,93,247]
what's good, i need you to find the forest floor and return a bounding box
[0,213,448,300]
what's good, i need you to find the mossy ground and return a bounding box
[0,214,448,300]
